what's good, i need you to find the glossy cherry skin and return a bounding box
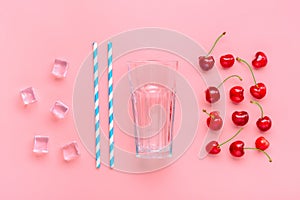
[256,116,272,131]
[255,136,270,150]
[205,86,220,103]
[229,140,245,157]
[230,86,244,103]
[252,52,268,68]
[250,83,266,99]
[206,141,221,154]
[232,111,249,126]
[220,54,235,68]
[199,56,215,71]
[206,111,223,131]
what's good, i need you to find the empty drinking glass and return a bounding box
[128,60,178,158]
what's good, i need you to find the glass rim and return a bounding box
[127,60,178,71]
[127,60,178,64]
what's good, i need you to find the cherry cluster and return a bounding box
[199,33,272,162]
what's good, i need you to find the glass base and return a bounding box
[136,146,172,159]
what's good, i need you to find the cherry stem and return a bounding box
[202,109,214,119]
[250,100,264,118]
[244,147,272,162]
[217,75,243,88]
[236,57,257,86]
[206,32,226,56]
[218,128,243,147]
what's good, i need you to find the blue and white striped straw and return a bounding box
[107,41,114,168]
[93,42,101,168]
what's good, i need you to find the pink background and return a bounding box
[1,0,299,199]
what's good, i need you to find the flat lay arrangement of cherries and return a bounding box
[199,32,272,162]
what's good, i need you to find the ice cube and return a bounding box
[33,135,49,154]
[62,141,80,161]
[20,87,38,105]
[50,100,69,119]
[52,59,68,78]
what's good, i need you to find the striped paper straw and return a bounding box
[93,42,101,168]
[107,41,114,168]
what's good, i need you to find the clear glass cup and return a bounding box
[128,60,178,158]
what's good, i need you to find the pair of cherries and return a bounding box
[206,129,272,162]
[203,100,271,132]
[220,51,268,69]
[232,100,271,131]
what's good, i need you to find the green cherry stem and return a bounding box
[244,147,272,162]
[202,109,215,119]
[250,100,264,118]
[217,75,243,89]
[218,128,243,147]
[236,57,257,86]
[206,32,226,56]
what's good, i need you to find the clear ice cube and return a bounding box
[62,141,80,161]
[50,100,69,119]
[33,135,49,154]
[20,87,38,105]
[52,59,68,78]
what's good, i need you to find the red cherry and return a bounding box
[229,140,245,157]
[230,86,244,103]
[229,140,272,162]
[205,87,220,103]
[220,54,235,68]
[203,109,223,131]
[199,56,215,71]
[250,100,272,132]
[257,116,272,131]
[199,32,226,71]
[252,51,267,68]
[206,141,221,154]
[206,128,243,155]
[250,83,266,99]
[255,136,270,150]
[205,75,242,104]
[232,111,249,126]
[236,57,267,99]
